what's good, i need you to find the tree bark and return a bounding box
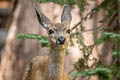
[0,0,48,80]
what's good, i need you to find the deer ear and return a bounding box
[34,8,51,29]
[61,5,72,24]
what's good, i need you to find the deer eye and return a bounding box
[48,29,54,34]
[66,29,71,34]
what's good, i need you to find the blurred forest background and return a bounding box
[0,0,120,80]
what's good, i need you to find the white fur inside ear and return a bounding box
[42,23,48,28]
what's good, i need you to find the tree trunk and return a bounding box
[0,0,48,80]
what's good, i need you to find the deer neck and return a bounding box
[45,48,66,80]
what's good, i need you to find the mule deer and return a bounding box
[23,5,72,80]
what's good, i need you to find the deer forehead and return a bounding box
[50,23,68,31]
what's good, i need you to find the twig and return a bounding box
[71,11,117,34]
[71,12,92,30]
[80,27,102,33]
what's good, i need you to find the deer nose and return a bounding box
[57,36,66,45]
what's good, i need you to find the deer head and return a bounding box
[35,5,72,50]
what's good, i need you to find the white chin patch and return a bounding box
[56,40,60,45]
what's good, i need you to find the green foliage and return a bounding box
[17,33,69,54]
[36,0,63,5]
[37,0,88,13]
[96,31,120,80]
[36,0,75,6]
[76,0,88,14]
[71,67,112,80]
[96,32,120,45]
[74,58,86,71]
[112,50,120,57]
[17,33,50,47]
[92,0,117,24]
[112,64,120,80]
[93,0,117,11]
[96,31,120,57]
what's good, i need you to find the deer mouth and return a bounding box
[54,40,66,49]
[55,45,67,49]
[56,41,66,49]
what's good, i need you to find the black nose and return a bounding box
[57,36,66,45]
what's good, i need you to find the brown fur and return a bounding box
[23,55,69,80]
[23,5,71,80]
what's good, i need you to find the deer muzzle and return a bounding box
[56,36,66,45]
